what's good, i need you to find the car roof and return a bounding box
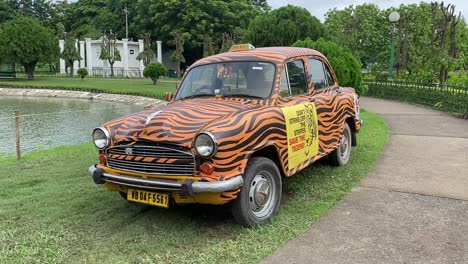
[191,47,326,67]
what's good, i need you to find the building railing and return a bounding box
[364,79,468,114]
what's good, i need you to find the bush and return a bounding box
[77,68,88,80]
[143,63,168,85]
[293,38,364,95]
[447,72,468,86]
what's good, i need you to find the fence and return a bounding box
[9,69,179,79]
[365,80,468,114]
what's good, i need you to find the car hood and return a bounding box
[104,98,262,148]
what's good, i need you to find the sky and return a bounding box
[267,0,468,22]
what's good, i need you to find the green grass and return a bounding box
[0,111,388,264]
[0,78,178,99]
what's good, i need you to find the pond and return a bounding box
[0,96,142,157]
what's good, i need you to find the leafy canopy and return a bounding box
[0,16,59,78]
[293,38,364,94]
[244,5,324,47]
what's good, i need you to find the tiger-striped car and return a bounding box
[88,44,362,226]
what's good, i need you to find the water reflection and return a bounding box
[0,96,142,157]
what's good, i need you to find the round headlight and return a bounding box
[92,127,110,149]
[194,132,217,157]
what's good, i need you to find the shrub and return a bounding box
[293,38,364,95]
[143,63,168,85]
[447,72,468,86]
[77,68,88,80]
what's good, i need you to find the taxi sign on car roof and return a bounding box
[229,43,255,52]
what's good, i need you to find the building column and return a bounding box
[79,40,85,68]
[156,40,162,64]
[138,39,144,75]
[122,38,129,77]
[73,39,79,75]
[59,39,65,74]
[85,38,93,76]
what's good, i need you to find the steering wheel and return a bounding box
[194,85,213,95]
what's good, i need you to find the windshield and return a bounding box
[175,61,276,100]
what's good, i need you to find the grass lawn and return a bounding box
[0,111,388,264]
[0,77,178,99]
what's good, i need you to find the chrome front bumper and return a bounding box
[88,165,243,196]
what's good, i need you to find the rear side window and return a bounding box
[308,58,327,89]
[286,60,307,96]
[323,63,335,86]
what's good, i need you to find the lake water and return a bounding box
[0,96,142,157]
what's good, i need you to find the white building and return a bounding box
[59,38,163,77]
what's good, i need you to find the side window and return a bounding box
[286,60,307,96]
[279,67,290,97]
[323,63,335,87]
[308,58,327,89]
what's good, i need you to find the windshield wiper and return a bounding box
[225,94,264,99]
[180,93,214,100]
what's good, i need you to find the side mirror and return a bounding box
[165,92,174,102]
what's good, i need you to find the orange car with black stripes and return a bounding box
[88,44,362,226]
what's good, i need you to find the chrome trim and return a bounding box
[88,165,243,193]
[92,127,110,149]
[194,131,218,157]
[106,145,195,176]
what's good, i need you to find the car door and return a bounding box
[277,58,319,174]
[308,57,342,155]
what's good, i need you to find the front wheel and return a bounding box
[329,122,352,166]
[231,157,282,227]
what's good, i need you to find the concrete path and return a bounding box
[262,97,468,264]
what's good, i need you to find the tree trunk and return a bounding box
[23,63,36,79]
[110,62,114,77]
[70,65,74,77]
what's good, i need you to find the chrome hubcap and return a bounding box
[249,173,276,218]
[339,128,351,159]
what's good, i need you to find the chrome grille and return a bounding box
[106,145,195,176]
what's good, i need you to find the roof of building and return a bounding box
[191,47,326,68]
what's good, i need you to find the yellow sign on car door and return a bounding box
[281,102,319,169]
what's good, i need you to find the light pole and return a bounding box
[388,11,400,81]
[124,7,129,39]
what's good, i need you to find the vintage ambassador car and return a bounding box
[88,44,362,227]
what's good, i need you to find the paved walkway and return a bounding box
[262,97,468,264]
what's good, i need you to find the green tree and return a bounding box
[244,5,324,47]
[143,63,167,85]
[0,16,59,79]
[136,32,155,66]
[99,31,121,77]
[61,33,81,77]
[170,31,186,78]
[136,0,264,64]
[293,38,364,94]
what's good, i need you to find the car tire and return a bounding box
[329,122,352,166]
[231,157,282,227]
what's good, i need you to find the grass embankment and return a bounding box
[0,78,178,99]
[0,111,388,264]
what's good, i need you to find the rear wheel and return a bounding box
[329,122,352,166]
[231,157,282,227]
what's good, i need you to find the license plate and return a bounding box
[127,188,169,208]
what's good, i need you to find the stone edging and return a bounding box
[0,88,168,109]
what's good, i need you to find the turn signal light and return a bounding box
[99,154,107,165]
[200,162,214,175]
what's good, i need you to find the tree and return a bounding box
[136,32,155,66]
[220,32,235,53]
[143,63,167,85]
[202,35,215,57]
[99,31,121,77]
[77,68,88,80]
[61,33,81,77]
[170,32,185,78]
[293,38,364,94]
[136,0,264,64]
[244,5,324,47]
[0,16,59,79]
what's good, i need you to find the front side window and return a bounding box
[286,60,307,96]
[175,62,276,100]
[309,58,327,89]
